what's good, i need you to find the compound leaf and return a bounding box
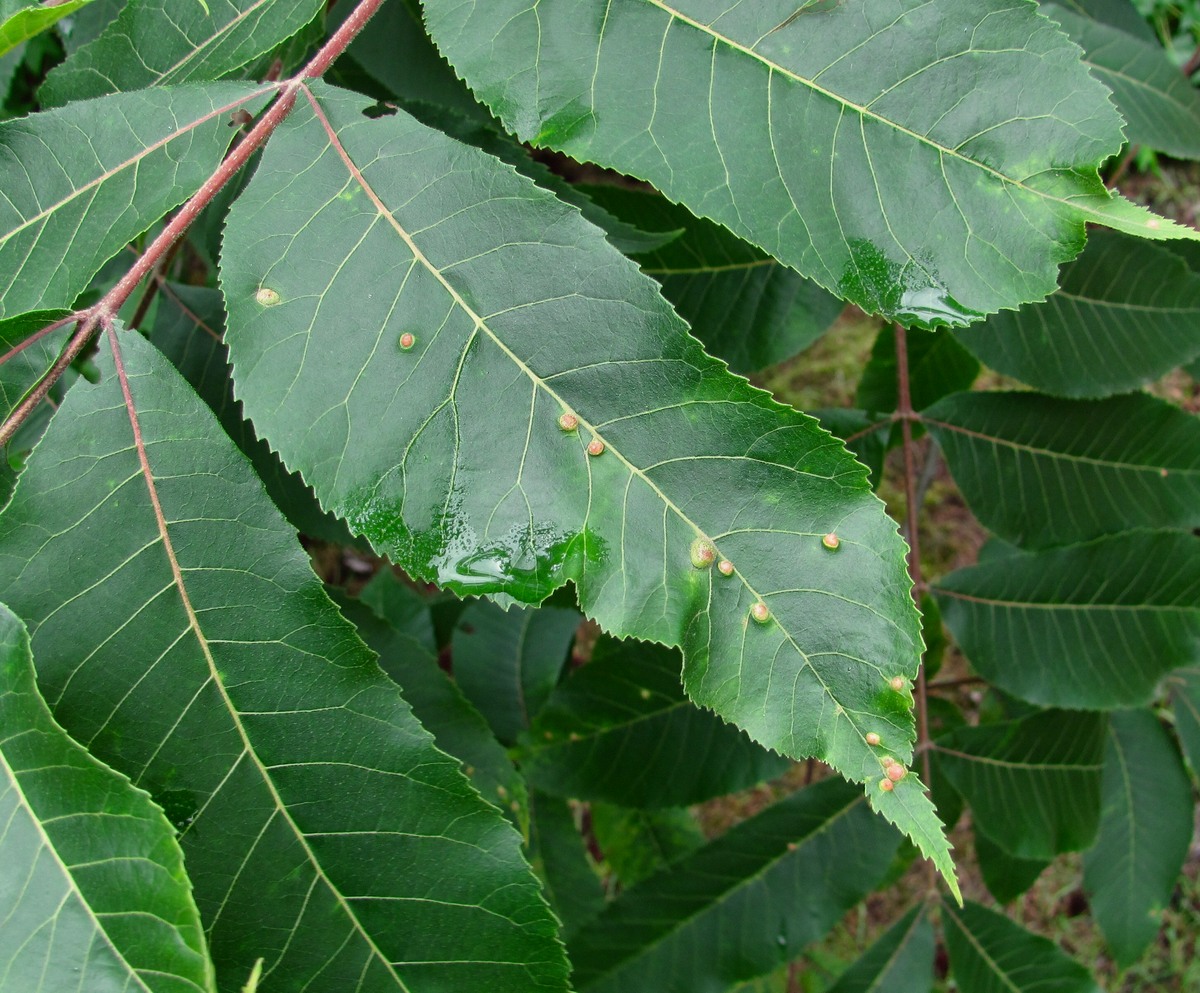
[934,531,1200,709]
[425,0,1197,329]
[0,82,272,320]
[0,601,214,993]
[0,327,568,992]
[219,81,953,886]
[954,232,1200,398]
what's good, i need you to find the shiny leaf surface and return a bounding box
[219,81,951,883]
[0,328,568,992]
[0,0,91,58]
[425,0,1197,328]
[0,602,214,993]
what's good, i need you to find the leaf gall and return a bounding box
[399,332,416,350]
[717,559,735,576]
[558,412,579,432]
[587,438,605,456]
[255,287,280,306]
[821,532,840,550]
[865,732,881,746]
[750,601,770,623]
[880,778,894,792]
[690,538,716,568]
[889,676,905,692]
[886,764,906,782]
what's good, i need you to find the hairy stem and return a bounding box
[0,0,388,445]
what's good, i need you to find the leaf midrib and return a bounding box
[106,324,413,993]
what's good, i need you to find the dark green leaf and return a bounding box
[527,791,605,939]
[0,311,70,419]
[1044,0,1157,42]
[856,328,979,416]
[220,81,950,883]
[590,802,705,887]
[0,602,214,993]
[955,232,1200,398]
[943,900,1102,993]
[974,831,1048,904]
[331,589,527,821]
[812,408,890,487]
[935,709,1104,859]
[356,568,437,654]
[1083,709,1193,965]
[924,392,1200,548]
[149,281,358,544]
[826,905,934,993]
[1170,665,1200,780]
[41,0,325,105]
[0,0,90,58]
[425,0,1196,328]
[1043,4,1200,159]
[0,83,271,319]
[452,600,580,745]
[568,778,901,993]
[582,184,842,374]
[934,531,1200,709]
[521,637,790,806]
[58,0,123,53]
[0,328,568,992]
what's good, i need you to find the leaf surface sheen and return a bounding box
[219,81,952,885]
[0,602,213,993]
[934,531,1200,709]
[424,0,1197,329]
[0,328,569,993]
[0,82,272,319]
[40,0,325,105]
[0,0,92,58]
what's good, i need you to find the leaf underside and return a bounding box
[219,80,955,889]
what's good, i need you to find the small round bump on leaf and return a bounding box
[821,532,840,551]
[717,559,735,576]
[587,438,605,457]
[496,785,509,798]
[786,842,798,852]
[889,676,905,692]
[1160,468,1169,478]
[639,688,651,701]
[690,538,716,568]
[750,602,770,624]
[1147,218,1161,230]
[543,730,554,740]
[865,732,881,746]
[886,763,906,782]
[558,412,579,432]
[569,732,582,742]
[880,755,895,768]
[880,778,894,792]
[398,332,416,350]
[255,287,280,307]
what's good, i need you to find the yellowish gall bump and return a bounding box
[543,730,553,740]
[880,755,896,768]
[496,785,509,798]
[1161,468,1169,478]
[786,842,798,852]
[886,763,906,783]
[255,287,280,306]
[690,538,716,568]
[751,601,770,624]
[558,412,579,432]
[399,332,416,350]
[821,532,840,551]
[587,438,605,456]
[889,676,905,692]
[717,559,735,576]
[639,688,651,701]
[880,778,894,792]
[865,732,881,746]
[1147,218,1161,229]
[569,732,582,742]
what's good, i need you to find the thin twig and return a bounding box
[895,323,936,892]
[928,675,986,691]
[129,234,187,331]
[1182,41,1200,80]
[0,0,388,446]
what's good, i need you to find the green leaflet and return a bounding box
[581,184,843,374]
[526,791,605,940]
[452,600,581,746]
[856,327,979,416]
[520,637,791,807]
[0,327,569,992]
[934,531,1200,709]
[0,311,70,419]
[0,82,272,319]
[923,392,1200,548]
[1043,4,1200,160]
[0,602,214,993]
[954,233,1200,398]
[1083,710,1193,966]
[40,0,326,105]
[974,831,1048,904]
[1171,666,1200,780]
[0,0,91,58]
[590,803,705,887]
[943,900,1103,993]
[424,0,1198,329]
[825,905,934,993]
[568,778,901,993]
[219,81,955,889]
[935,709,1104,860]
